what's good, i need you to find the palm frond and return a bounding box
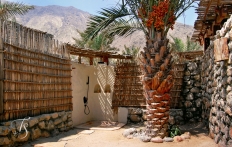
[106,18,141,37]
[84,4,133,40]
[0,1,34,20]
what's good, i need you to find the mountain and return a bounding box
[16,5,194,51]
[16,5,90,44]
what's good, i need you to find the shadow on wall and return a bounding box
[93,64,116,121]
[71,62,117,126]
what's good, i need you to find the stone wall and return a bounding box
[169,109,184,125]
[201,16,232,146]
[127,108,147,124]
[0,111,73,147]
[182,59,203,122]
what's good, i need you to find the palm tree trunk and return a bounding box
[141,31,173,138]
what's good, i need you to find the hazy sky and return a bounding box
[8,0,197,26]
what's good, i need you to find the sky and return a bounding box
[8,0,198,26]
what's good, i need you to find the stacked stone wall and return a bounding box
[182,59,203,122]
[0,111,73,147]
[201,16,232,146]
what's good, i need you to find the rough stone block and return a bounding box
[62,114,68,122]
[228,140,232,146]
[46,120,54,130]
[67,112,72,118]
[173,136,183,142]
[29,117,39,128]
[51,113,59,119]
[215,133,221,144]
[227,85,232,93]
[1,121,11,126]
[151,137,163,143]
[0,126,10,136]
[54,118,62,125]
[129,115,141,122]
[0,137,12,145]
[38,121,45,129]
[230,127,232,138]
[31,128,41,140]
[59,111,65,117]
[228,41,232,51]
[184,101,192,108]
[41,130,50,138]
[57,122,64,128]
[39,114,51,121]
[68,117,72,122]
[67,121,73,127]
[190,87,200,93]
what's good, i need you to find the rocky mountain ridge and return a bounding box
[16,5,194,51]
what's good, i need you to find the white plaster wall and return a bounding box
[71,62,117,126]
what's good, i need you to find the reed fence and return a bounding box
[112,60,145,107]
[0,20,72,122]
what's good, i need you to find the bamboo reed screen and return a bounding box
[112,60,145,107]
[170,63,185,108]
[0,20,72,122]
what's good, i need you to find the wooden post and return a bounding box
[89,57,93,65]
[78,56,81,64]
[0,38,4,114]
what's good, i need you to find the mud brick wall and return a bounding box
[201,16,232,146]
[0,111,73,147]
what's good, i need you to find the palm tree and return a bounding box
[122,45,140,57]
[0,0,34,20]
[170,35,202,52]
[84,0,194,138]
[170,35,185,52]
[74,30,118,51]
[185,36,202,51]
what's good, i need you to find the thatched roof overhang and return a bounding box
[66,44,133,60]
[191,0,232,42]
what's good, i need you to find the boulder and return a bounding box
[29,117,39,127]
[173,136,183,142]
[163,137,174,142]
[0,126,10,136]
[122,128,136,137]
[38,121,45,129]
[51,113,59,119]
[129,115,141,122]
[151,137,163,143]
[31,128,41,140]
[39,114,51,121]
[54,118,62,125]
[139,135,151,142]
[0,137,12,145]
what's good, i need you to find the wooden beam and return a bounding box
[0,38,4,114]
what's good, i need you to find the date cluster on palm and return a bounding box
[140,33,174,138]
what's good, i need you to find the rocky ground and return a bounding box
[21,122,216,147]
